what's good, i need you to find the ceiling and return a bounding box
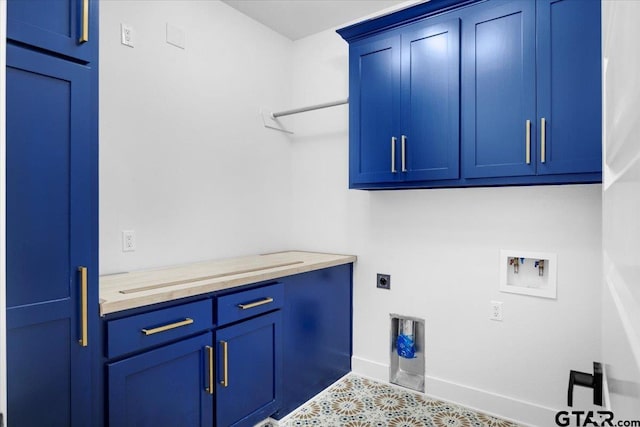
[221,0,414,41]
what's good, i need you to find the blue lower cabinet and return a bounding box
[103,265,353,426]
[107,333,214,427]
[215,311,282,427]
[274,264,353,419]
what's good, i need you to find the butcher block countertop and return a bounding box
[99,251,357,315]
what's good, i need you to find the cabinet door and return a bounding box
[275,264,352,419]
[401,19,460,181]
[216,311,282,427]
[462,0,536,178]
[7,0,97,62]
[536,0,601,175]
[6,44,95,427]
[349,34,402,186]
[108,333,214,427]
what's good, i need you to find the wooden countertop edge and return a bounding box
[100,254,356,316]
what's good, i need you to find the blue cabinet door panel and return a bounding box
[462,0,536,178]
[536,0,602,175]
[7,318,72,426]
[350,35,401,185]
[108,333,213,427]
[6,44,93,426]
[7,0,97,62]
[216,311,282,427]
[275,264,352,418]
[402,19,460,181]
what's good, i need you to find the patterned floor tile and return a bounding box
[277,374,521,427]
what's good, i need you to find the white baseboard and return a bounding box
[352,355,558,427]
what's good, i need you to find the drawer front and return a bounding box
[107,299,212,358]
[217,283,284,326]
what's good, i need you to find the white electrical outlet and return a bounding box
[122,230,136,252]
[489,301,503,321]
[121,23,134,47]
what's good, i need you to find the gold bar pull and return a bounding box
[141,318,194,335]
[401,135,407,172]
[78,266,88,347]
[220,340,229,387]
[525,120,531,165]
[205,346,214,395]
[79,0,89,43]
[540,117,546,163]
[237,297,274,310]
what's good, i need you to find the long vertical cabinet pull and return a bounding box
[540,118,546,163]
[391,137,397,173]
[205,346,214,395]
[401,135,407,172]
[79,0,89,43]
[220,340,229,387]
[77,266,88,347]
[525,120,531,165]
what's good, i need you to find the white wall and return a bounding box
[99,1,609,424]
[100,1,294,274]
[1,0,7,419]
[288,29,603,425]
[602,0,640,418]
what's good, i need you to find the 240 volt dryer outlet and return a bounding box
[377,274,391,290]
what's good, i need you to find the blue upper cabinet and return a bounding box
[462,0,536,178]
[7,0,97,62]
[349,34,402,186]
[347,18,460,188]
[402,19,460,182]
[536,0,602,175]
[338,0,601,189]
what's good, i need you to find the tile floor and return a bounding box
[265,374,520,427]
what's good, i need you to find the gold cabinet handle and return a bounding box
[237,297,274,310]
[525,120,531,165]
[220,340,229,387]
[391,137,397,173]
[79,0,89,43]
[540,117,546,163]
[78,266,88,347]
[401,135,407,172]
[205,346,214,395]
[141,318,194,335]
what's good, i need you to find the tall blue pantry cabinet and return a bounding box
[6,0,99,425]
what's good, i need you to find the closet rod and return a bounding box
[272,98,349,118]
